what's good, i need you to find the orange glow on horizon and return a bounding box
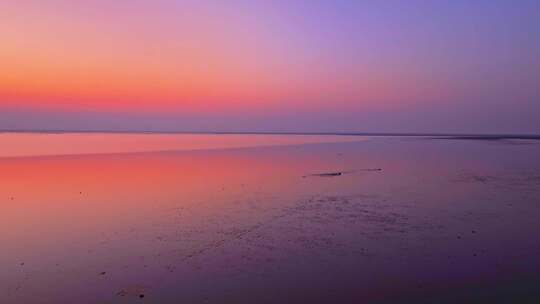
[0,1,446,115]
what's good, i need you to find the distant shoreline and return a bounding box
[1,129,539,140]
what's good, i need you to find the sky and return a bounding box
[1,0,539,133]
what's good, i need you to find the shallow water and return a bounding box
[1,134,540,303]
[0,132,363,157]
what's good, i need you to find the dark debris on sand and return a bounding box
[311,172,343,177]
[304,168,382,178]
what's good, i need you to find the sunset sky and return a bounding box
[1,0,539,133]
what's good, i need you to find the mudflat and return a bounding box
[2,134,540,303]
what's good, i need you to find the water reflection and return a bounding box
[1,135,540,303]
[0,132,362,157]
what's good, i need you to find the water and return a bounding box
[1,133,539,303]
[0,132,363,157]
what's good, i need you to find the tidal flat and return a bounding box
[1,134,540,303]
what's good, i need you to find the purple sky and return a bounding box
[1,0,539,133]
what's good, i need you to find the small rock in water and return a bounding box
[322,172,342,176]
[310,172,343,177]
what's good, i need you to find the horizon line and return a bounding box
[1,129,540,139]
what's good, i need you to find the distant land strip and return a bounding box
[0,129,539,140]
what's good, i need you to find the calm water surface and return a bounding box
[1,134,540,303]
[0,132,363,157]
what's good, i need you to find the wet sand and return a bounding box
[1,135,540,303]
